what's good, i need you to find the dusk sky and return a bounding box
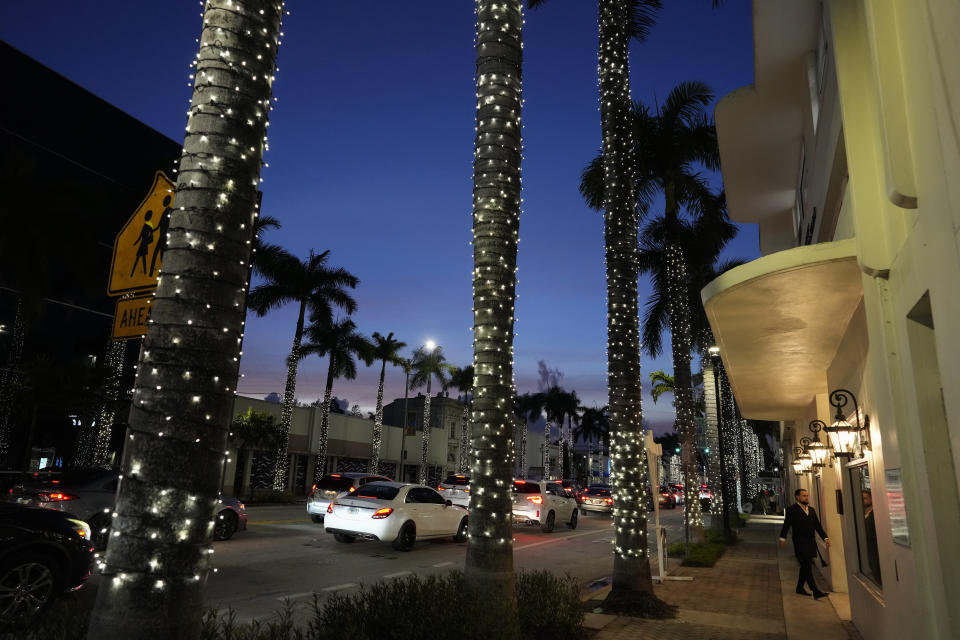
[2,1,758,434]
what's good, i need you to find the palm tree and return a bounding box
[396,357,413,482]
[247,248,358,490]
[538,386,580,479]
[649,370,674,405]
[447,364,475,473]
[583,81,722,547]
[512,392,542,478]
[368,332,406,474]
[409,344,448,486]
[465,0,524,609]
[302,317,374,481]
[557,389,580,479]
[576,405,611,483]
[85,4,284,638]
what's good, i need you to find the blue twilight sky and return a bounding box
[1,0,758,434]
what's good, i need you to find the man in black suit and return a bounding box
[779,488,830,598]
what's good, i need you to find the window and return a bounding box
[849,464,882,587]
[450,422,456,438]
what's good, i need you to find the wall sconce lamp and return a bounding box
[795,444,814,473]
[806,420,831,467]
[825,388,871,458]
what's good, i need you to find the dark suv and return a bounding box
[0,503,94,621]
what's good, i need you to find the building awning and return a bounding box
[701,238,862,420]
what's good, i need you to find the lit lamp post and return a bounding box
[825,388,869,459]
[708,345,732,537]
[796,440,814,474]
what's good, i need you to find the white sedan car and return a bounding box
[324,482,469,551]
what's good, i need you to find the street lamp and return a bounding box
[795,442,814,473]
[805,420,831,467]
[825,388,869,459]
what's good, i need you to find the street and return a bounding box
[75,503,688,623]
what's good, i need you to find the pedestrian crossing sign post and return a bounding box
[107,171,175,297]
[108,171,174,340]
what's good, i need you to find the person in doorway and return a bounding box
[779,488,830,598]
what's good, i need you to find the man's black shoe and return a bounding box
[796,588,811,596]
[813,591,829,599]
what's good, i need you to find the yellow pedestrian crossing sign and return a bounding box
[107,171,175,296]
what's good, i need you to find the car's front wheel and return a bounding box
[213,511,237,541]
[542,510,556,533]
[392,522,416,552]
[567,509,578,530]
[0,553,61,621]
[333,533,355,544]
[453,517,468,543]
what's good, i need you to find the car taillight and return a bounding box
[372,507,393,519]
[37,492,78,503]
[526,496,543,505]
[438,486,446,490]
[310,484,316,497]
[604,498,613,504]
[327,502,334,514]
[348,486,356,493]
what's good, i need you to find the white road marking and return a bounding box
[432,561,454,568]
[276,591,315,601]
[321,582,359,592]
[514,527,610,551]
[383,571,412,579]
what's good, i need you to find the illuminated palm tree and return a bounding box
[368,332,406,474]
[409,344,448,485]
[576,405,611,482]
[247,249,358,489]
[302,317,374,480]
[86,3,285,637]
[447,364,475,473]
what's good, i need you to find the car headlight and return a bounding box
[67,518,91,540]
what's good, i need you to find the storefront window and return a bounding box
[849,464,882,587]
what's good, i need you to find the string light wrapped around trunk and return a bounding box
[86,3,286,638]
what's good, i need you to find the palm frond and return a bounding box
[629,0,664,43]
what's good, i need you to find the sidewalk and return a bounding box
[585,520,860,640]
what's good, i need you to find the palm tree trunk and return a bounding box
[85,4,283,638]
[316,357,335,483]
[543,422,551,478]
[597,0,663,613]
[0,298,25,465]
[464,0,522,613]
[369,359,387,473]
[274,298,306,490]
[516,415,527,478]
[418,376,432,485]
[665,242,705,544]
[396,368,410,481]
[92,340,126,466]
[458,400,470,473]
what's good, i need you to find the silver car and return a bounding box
[437,474,471,507]
[307,472,392,522]
[12,468,247,547]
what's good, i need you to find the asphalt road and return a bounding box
[75,502,688,623]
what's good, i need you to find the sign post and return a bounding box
[107,171,174,340]
[645,431,693,583]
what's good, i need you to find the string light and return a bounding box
[0,299,24,461]
[465,0,523,574]
[92,340,127,466]
[88,2,286,635]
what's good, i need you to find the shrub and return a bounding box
[244,489,297,504]
[705,528,738,545]
[203,570,582,640]
[0,599,91,640]
[666,541,727,567]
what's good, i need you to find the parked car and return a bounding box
[10,468,247,547]
[437,474,471,507]
[307,472,392,522]
[512,480,578,531]
[0,503,94,621]
[324,482,468,551]
[580,484,613,515]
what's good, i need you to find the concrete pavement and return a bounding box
[584,519,860,640]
